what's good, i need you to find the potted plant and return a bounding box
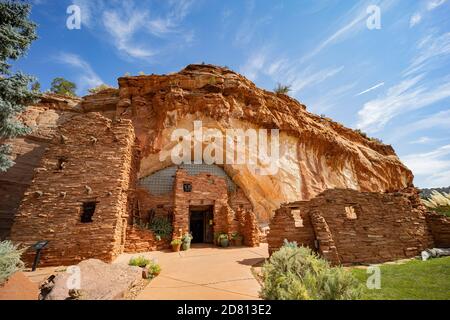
[128,256,151,268]
[231,232,243,246]
[218,233,229,248]
[147,262,161,277]
[171,238,182,252]
[181,233,193,251]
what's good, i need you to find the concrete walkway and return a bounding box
[114,243,269,300]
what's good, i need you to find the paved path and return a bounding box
[114,243,269,300]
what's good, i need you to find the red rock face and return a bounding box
[116,64,413,221]
[1,64,414,230]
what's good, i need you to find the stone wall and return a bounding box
[124,227,169,253]
[268,188,435,265]
[10,113,135,267]
[268,205,316,255]
[426,213,450,247]
[173,169,229,237]
[0,95,81,240]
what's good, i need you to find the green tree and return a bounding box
[0,1,38,172]
[50,77,77,97]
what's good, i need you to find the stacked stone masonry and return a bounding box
[268,188,440,265]
[9,113,135,266]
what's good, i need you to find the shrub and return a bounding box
[274,83,291,95]
[149,216,173,240]
[147,262,161,276]
[422,191,450,217]
[128,256,150,268]
[0,241,26,284]
[171,239,182,246]
[182,233,193,243]
[260,241,361,300]
[88,84,113,94]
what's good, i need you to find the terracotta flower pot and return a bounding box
[234,237,243,246]
[172,243,181,252]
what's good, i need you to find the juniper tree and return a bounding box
[0,1,38,172]
[50,77,77,97]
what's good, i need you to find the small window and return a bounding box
[183,183,192,192]
[345,206,357,220]
[57,157,68,170]
[81,202,96,223]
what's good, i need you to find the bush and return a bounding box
[274,83,291,95]
[147,262,161,276]
[149,216,173,240]
[260,241,361,300]
[0,241,26,284]
[88,84,113,94]
[128,256,150,268]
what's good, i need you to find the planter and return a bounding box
[172,243,181,252]
[182,242,191,251]
[233,237,243,246]
[220,238,229,248]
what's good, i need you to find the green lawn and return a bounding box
[351,257,450,300]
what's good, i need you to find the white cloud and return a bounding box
[289,66,344,94]
[308,82,358,113]
[427,0,448,10]
[56,53,103,93]
[356,82,385,96]
[411,136,434,144]
[391,110,450,142]
[409,13,422,28]
[409,0,448,29]
[239,51,267,81]
[300,0,396,63]
[73,0,195,61]
[402,144,450,187]
[404,32,450,76]
[102,9,155,59]
[358,31,450,133]
[357,76,450,132]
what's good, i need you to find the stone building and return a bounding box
[0,64,439,266]
[268,188,450,265]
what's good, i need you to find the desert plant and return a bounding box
[181,233,193,250]
[88,84,113,94]
[149,216,173,239]
[260,241,361,300]
[147,262,161,277]
[422,191,450,217]
[0,241,26,284]
[128,256,150,268]
[274,83,291,95]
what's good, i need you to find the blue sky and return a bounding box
[14,0,450,188]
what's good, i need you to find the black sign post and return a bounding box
[31,240,49,271]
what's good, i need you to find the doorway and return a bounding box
[189,206,214,243]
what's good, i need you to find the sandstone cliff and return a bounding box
[0,64,414,227]
[117,64,413,221]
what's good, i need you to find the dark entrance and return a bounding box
[189,206,214,243]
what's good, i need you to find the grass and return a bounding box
[351,257,450,300]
